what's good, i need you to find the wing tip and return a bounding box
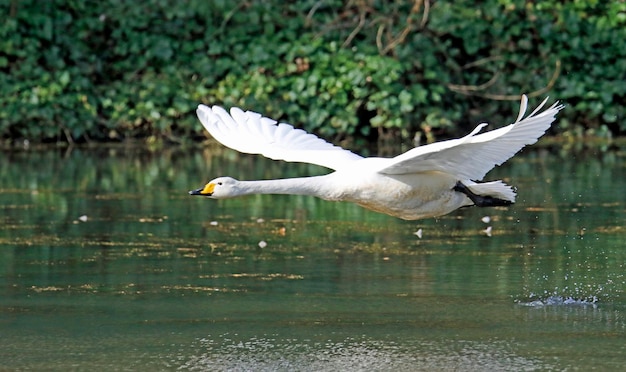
[515,94,529,123]
[517,94,565,122]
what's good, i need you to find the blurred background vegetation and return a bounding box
[1,0,624,146]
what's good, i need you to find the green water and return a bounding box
[1,145,625,370]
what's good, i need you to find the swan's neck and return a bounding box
[237,175,339,200]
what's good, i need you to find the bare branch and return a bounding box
[447,71,501,93]
[343,7,368,47]
[381,0,427,55]
[447,60,562,101]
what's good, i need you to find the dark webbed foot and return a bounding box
[453,181,513,207]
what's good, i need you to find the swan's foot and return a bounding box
[453,181,514,207]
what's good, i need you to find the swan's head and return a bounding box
[189,177,240,199]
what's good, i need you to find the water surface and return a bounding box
[1,145,625,370]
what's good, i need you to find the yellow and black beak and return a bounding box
[189,183,215,196]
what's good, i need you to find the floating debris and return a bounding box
[258,240,267,249]
[481,216,491,224]
[139,216,166,223]
[177,247,198,258]
[209,221,219,226]
[482,226,492,237]
[413,228,423,239]
[78,215,88,222]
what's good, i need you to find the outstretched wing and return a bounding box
[197,105,363,171]
[377,95,564,179]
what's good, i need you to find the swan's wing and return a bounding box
[197,105,363,170]
[378,95,564,179]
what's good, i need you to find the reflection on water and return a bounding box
[0,145,625,370]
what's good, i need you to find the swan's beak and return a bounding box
[188,188,207,196]
[189,183,214,196]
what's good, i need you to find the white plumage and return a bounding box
[190,95,563,220]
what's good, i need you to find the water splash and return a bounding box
[516,295,598,308]
[517,266,624,308]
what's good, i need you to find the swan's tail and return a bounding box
[454,180,516,207]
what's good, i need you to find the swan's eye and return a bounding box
[217,182,223,185]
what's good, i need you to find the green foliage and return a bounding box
[213,39,413,139]
[1,0,624,144]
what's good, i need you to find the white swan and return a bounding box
[190,95,563,220]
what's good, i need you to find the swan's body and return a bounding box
[190,96,563,220]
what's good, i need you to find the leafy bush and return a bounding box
[1,0,624,144]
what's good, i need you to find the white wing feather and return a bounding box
[378,96,564,179]
[196,105,363,170]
